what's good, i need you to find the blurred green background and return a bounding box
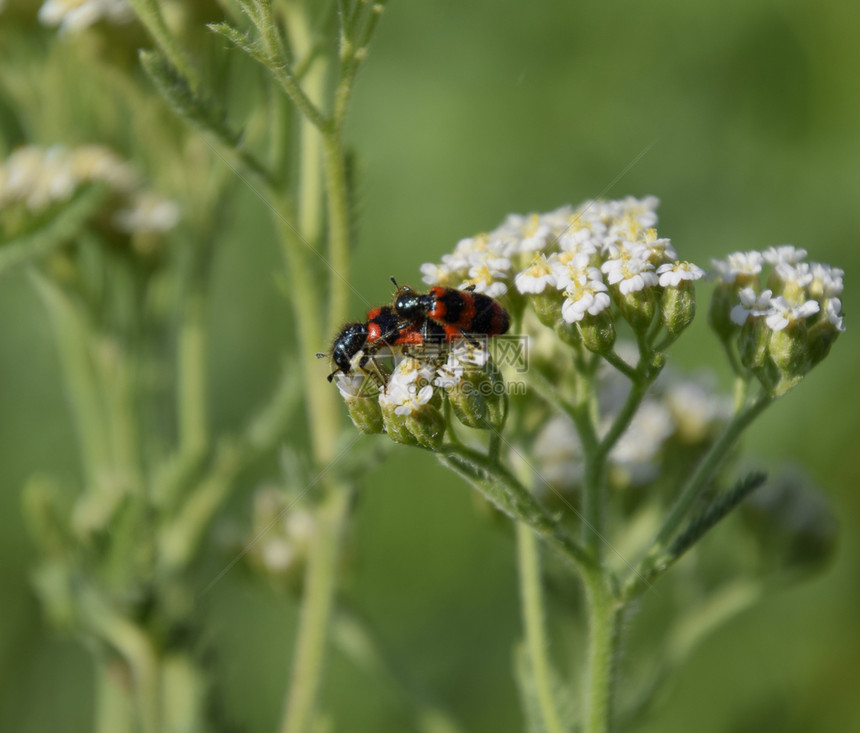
[1,1,858,731]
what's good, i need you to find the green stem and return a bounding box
[321,131,351,335]
[95,661,134,733]
[651,391,773,551]
[279,485,352,733]
[571,370,602,559]
[582,569,622,733]
[178,293,208,460]
[264,2,330,133]
[291,5,327,250]
[31,274,111,490]
[516,522,566,733]
[273,212,341,464]
[602,350,637,380]
[332,2,386,129]
[81,591,162,733]
[596,373,652,459]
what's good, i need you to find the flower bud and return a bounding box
[379,371,445,450]
[768,320,809,375]
[708,284,738,342]
[530,288,565,327]
[335,374,384,434]
[661,281,696,334]
[380,399,419,446]
[554,319,582,348]
[615,287,655,333]
[405,404,447,450]
[738,317,769,370]
[807,298,845,367]
[577,310,616,355]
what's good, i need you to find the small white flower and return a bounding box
[808,263,844,299]
[618,195,660,228]
[638,229,678,263]
[419,262,448,286]
[657,261,705,287]
[730,287,773,325]
[774,261,814,290]
[393,384,434,416]
[379,358,436,415]
[496,212,554,253]
[561,281,611,323]
[450,338,491,367]
[764,296,820,332]
[461,277,508,298]
[825,298,846,332]
[552,251,603,292]
[763,245,808,265]
[334,373,366,399]
[514,254,557,294]
[441,251,470,272]
[602,246,658,294]
[711,251,764,284]
[433,365,461,390]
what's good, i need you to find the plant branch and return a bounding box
[439,444,594,573]
[628,391,774,595]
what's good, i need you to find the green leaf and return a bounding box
[208,21,266,61]
[0,185,106,276]
[139,50,239,148]
[667,470,768,561]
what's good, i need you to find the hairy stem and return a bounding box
[517,522,566,733]
[582,569,622,733]
[279,485,352,733]
[177,293,208,462]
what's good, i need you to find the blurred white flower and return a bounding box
[764,296,819,332]
[39,0,133,33]
[657,261,705,287]
[113,193,180,234]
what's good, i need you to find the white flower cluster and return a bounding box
[38,0,133,34]
[0,144,179,236]
[378,357,437,417]
[340,341,491,420]
[420,196,703,327]
[714,246,845,334]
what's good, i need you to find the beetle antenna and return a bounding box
[315,352,327,359]
[389,275,398,288]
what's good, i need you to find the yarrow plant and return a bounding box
[331,196,845,731]
[0,2,846,733]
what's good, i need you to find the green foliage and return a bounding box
[0,2,857,733]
